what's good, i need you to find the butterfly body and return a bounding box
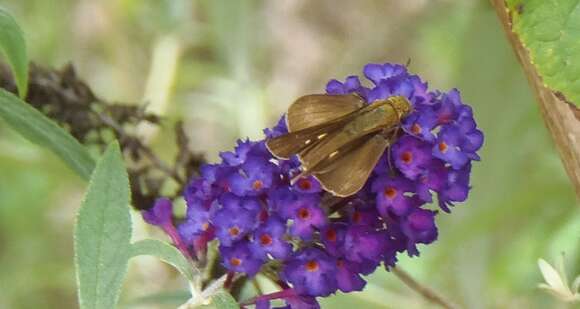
[267,94,412,197]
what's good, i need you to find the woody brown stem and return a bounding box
[392,267,459,309]
[490,0,580,199]
[96,112,184,185]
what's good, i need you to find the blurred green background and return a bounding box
[0,0,578,308]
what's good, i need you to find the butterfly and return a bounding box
[266,94,412,197]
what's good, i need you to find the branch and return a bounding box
[392,267,459,309]
[490,0,580,199]
[96,112,184,185]
[0,63,204,209]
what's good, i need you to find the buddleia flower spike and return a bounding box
[144,62,484,308]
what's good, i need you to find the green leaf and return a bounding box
[0,8,28,98]
[0,89,95,179]
[75,142,132,309]
[507,0,580,105]
[125,290,190,307]
[199,291,238,309]
[130,239,200,282]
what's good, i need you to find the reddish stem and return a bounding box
[162,223,194,261]
[240,288,298,306]
[224,271,236,290]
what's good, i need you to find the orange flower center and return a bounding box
[201,222,210,231]
[438,142,448,153]
[228,226,240,236]
[411,123,422,134]
[352,211,362,223]
[230,257,242,266]
[384,187,397,199]
[305,260,319,272]
[440,115,452,124]
[298,207,310,220]
[252,180,263,190]
[401,151,413,164]
[259,234,273,246]
[298,179,312,190]
[325,229,337,242]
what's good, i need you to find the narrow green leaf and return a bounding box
[200,291,238,309]
[130,239,200,282]
[75,142,132,309]
[0,89,95,179]
[507,0,580,105]
[0,8,28,98]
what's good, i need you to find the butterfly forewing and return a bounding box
[266,120,345,159]
[286,94,364,132]
[267,94,368,159]
[313,134,390,197]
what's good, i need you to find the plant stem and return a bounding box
[224,271,235,290]
[392,267,459,309]
[96,112,184,185]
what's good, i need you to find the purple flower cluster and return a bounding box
[142,63,483,308]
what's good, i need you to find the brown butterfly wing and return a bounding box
[289,132,371,180]
[313,134,389,197]
[267,94,367,159]
[296,106,390,171]
[286,94,364,132]
[265,120,344,159]
[297,125,383,172]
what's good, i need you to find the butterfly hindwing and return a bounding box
[313,134,390,197]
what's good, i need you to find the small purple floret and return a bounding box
[221,241,263,276]
[251,215,292,260]
[392,135,433,180]
[336,259,366,292]
[141,198,173,227]
[282,248,338,297]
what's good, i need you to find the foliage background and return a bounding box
[0,0,578,308]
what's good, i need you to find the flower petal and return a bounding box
[538,259,568,292]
